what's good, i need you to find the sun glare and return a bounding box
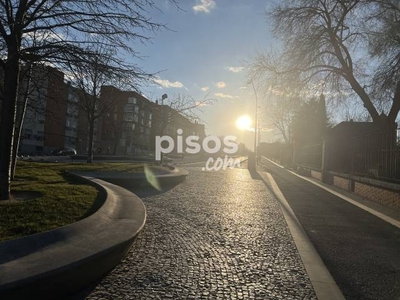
[236,115,252,131]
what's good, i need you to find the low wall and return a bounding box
[296,163,400,212]
[330,172,400,212]
[0,175,147,299]
[311,170,322,181]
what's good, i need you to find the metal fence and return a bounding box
[296,143,322,169]
[263,127,400,182]
[347,129,400,182]
[295,128,400,183]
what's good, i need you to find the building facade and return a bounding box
[18,67,205,156]
[20,66,69,155]
[99,86,153,155]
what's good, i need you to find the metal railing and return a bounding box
[297,143,322,169]
[295,128,400,183]
[348,129,400,182]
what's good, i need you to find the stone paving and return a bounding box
[86,165,316,299]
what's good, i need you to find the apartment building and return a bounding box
[150,103,206,152]
[19,66,69,155]
[99,86,153,155]
[17,66,206,156]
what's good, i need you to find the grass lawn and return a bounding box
[0,161,147,242]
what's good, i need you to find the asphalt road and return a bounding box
[260,159,400,300]
[85,163,316,299]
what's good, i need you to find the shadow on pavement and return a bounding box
[248,168,262,180]
[128,185,176,198]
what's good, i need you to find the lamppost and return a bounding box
[248,80,259,171]
[130,123,135,161]
[159,94,168,165]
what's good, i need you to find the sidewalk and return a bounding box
[86,164,318,299]
[259,158,400,300]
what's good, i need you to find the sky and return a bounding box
[131,0,275,147]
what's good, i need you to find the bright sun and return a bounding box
[236,115,252,130]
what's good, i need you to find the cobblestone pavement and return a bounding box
[86,164,316,299]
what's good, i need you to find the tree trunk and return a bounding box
[11,67,32,180]
[11,98,28,180]
[346,74,380,123]
[0,58,20,200]
[87,119,95,163]
[113,129,119,155]
[387,81,400,126]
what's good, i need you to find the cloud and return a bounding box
[227,66,245,73]
[240,86,247,90]
[193,0,216,14]
[214,92,235,99]
[201,86,209,92]
[195,101,208,107]
[215,81,226,89]
[154,78,185,89]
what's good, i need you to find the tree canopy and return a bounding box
[0,0,177,200]
[249,0,400,127]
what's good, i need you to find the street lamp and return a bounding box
[159,94,168,165]
[161,93,168,105]
[248,80,259,171]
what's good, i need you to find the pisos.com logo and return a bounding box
[155,129,241,171]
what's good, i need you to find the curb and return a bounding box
[0,175,146,299]
[259,171,345,300]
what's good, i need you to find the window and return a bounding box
[123,123,135,130]
[134,105,139,113]
[133,114,139,123]
[37,131,44,141]
[128,97,137,104]
[124,104,134,112]
[67,106,77,117]
[68,91,78,102]
[124,113,133,122]
[24,129,32,139]
[149,113,152,120]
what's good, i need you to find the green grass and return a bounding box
[0,161,147,242]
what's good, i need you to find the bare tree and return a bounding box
[367,0,400,123]
[0,0,177,200]
[64,45,151,163]
[261,88,300,144]
[165,93,214,122]
[11,63,33,180]
[249,0,400,128]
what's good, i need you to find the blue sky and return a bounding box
[132,0,274,144]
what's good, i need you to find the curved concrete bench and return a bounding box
[0,175,146,299]
[75,166,188,191]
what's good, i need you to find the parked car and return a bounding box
[51,147,77,156]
